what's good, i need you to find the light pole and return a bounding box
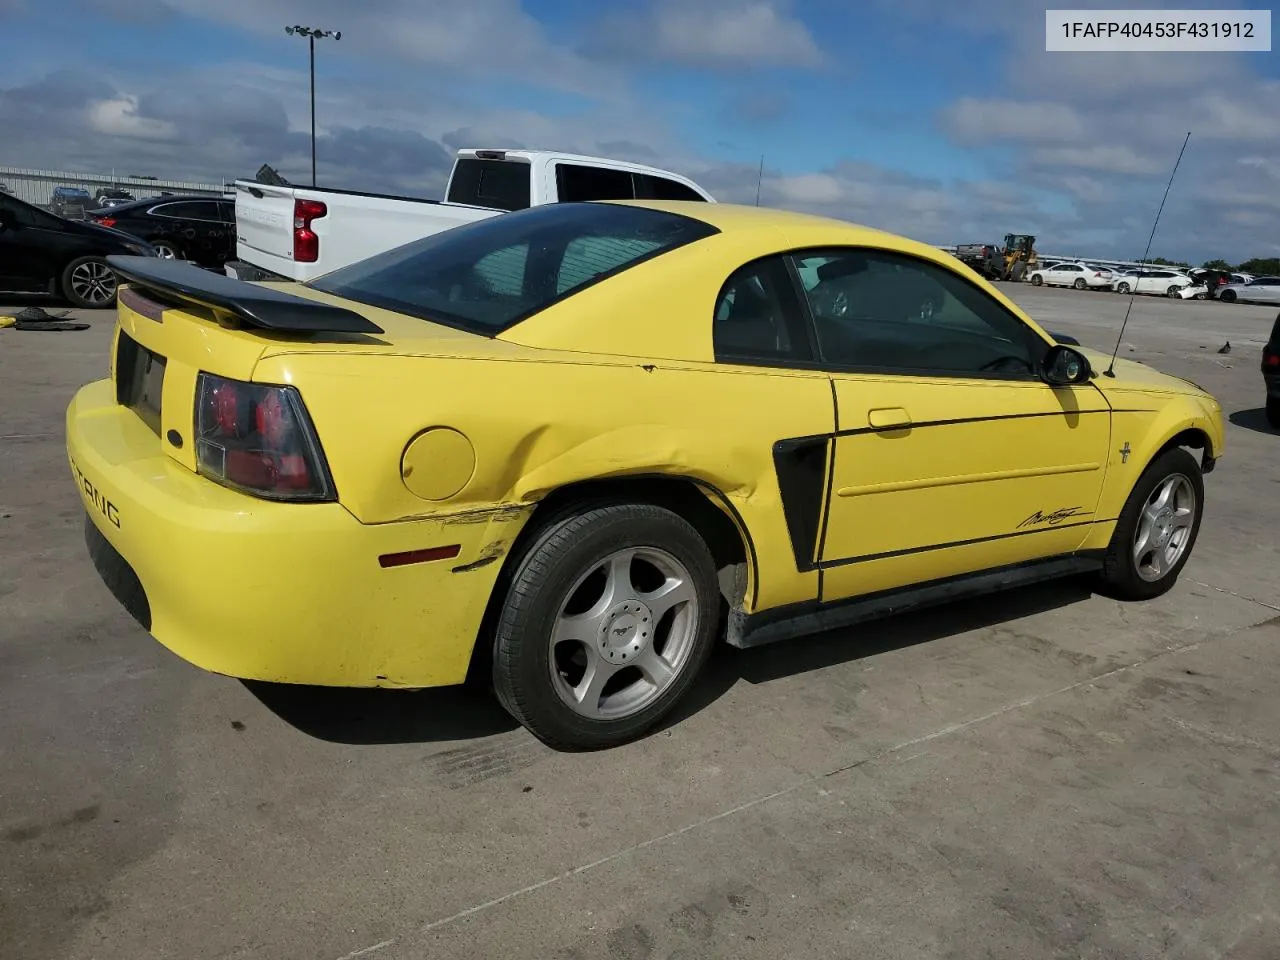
[285,24,341,187]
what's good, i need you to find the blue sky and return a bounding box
[2,0,1278,262]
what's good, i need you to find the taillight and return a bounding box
[1264,351,1280,368]
[194,373,335,501]
[95,217,117,228]
[293,199,326,262]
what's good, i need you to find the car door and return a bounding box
[788,246,1113,601]
[1136,270,1168,294]
[1247,277,1280,304]
[0,194,69,292]
[1057,264,1085,286]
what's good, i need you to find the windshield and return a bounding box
[309,201,719,334]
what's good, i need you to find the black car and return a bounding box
[87,194,235,269]
[1188,267,1233,299]
[50,186,94,220]
[0,191,156,308]
[1264,312,1280,429]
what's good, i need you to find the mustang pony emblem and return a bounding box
[1017,507,1090,529]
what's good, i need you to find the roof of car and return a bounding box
[601,198,918,248]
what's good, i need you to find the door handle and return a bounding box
[868,407,912,430]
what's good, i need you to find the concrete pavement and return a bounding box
[2,286,1278,960]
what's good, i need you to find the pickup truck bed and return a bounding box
[227,148,715,283]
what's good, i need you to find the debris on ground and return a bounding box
[0,306,90,332]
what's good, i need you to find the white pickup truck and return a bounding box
[224,148,715,283]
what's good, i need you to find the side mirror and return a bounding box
[1041,344,1092,385]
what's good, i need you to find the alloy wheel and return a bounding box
[70,260,117,305]
[1132,474,1196,582]
[548,546,699,721]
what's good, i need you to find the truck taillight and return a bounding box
[293,199,326,262]
[194,373,335,501]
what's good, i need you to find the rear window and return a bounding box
[308,201,719,334]
[446,159,532,212]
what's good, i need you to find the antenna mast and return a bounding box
[1104,131,1191,377]
[755,154,764,206]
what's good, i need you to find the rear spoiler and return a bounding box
[105,256,384,335]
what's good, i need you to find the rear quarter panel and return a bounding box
[251,350,835,612]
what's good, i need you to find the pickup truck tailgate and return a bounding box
[234,182,298,262]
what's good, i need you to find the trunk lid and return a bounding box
[106,257,530,476]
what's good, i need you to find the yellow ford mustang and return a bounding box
[67,199,1224,749]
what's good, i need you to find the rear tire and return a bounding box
[1096,447,1203,601]
[1166,285,1181,298]
[491,503,720,750]
[1266,397,1280,429]
[61,256,118,309]
[1117,282,1132,295]
[1220,289,1237,303]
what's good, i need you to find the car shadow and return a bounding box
[241,677,520,745]
[1229,407,1277,436]
[656,576,1094,732]
[245,577,1093,747]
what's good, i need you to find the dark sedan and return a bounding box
[0,191,156,308]
[87,195,235,269]
[1264,312,1280,429]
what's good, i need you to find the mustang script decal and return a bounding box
[1017,507,1090,530]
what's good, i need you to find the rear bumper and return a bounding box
[1265,373,1280,398]
[67,379,510,688]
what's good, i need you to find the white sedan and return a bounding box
[1111,269,1206,298]
[1027,262,1113,289]
[1218,276,1280,304]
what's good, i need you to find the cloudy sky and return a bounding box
[2,0,1277,262]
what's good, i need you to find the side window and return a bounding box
[152,201,209,220]
[471,243,528,298]
[555,164,635,202]
[216,201,236,223]
[712,257,812,364]
[1063,264,1082,272]
[634,174,705,202]
[792,248,1041,378]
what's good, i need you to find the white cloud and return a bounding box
[86,95,177,140]
[651,1,824,68]
[1028,145,1165,176]
[585,0,823,70]
[943,98,1086,145]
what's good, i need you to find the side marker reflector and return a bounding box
[378,545,462,568]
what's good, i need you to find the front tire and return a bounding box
[1166,285,1181,298]
[1030,273,1043,286]
[1117,282,1132,295]
[151,241,180,260]
[1073,278,1086,290]
[61,256,118,309]
[1097,447,1204,601]
[1220,289,1237,303]
[491,503,720,750]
